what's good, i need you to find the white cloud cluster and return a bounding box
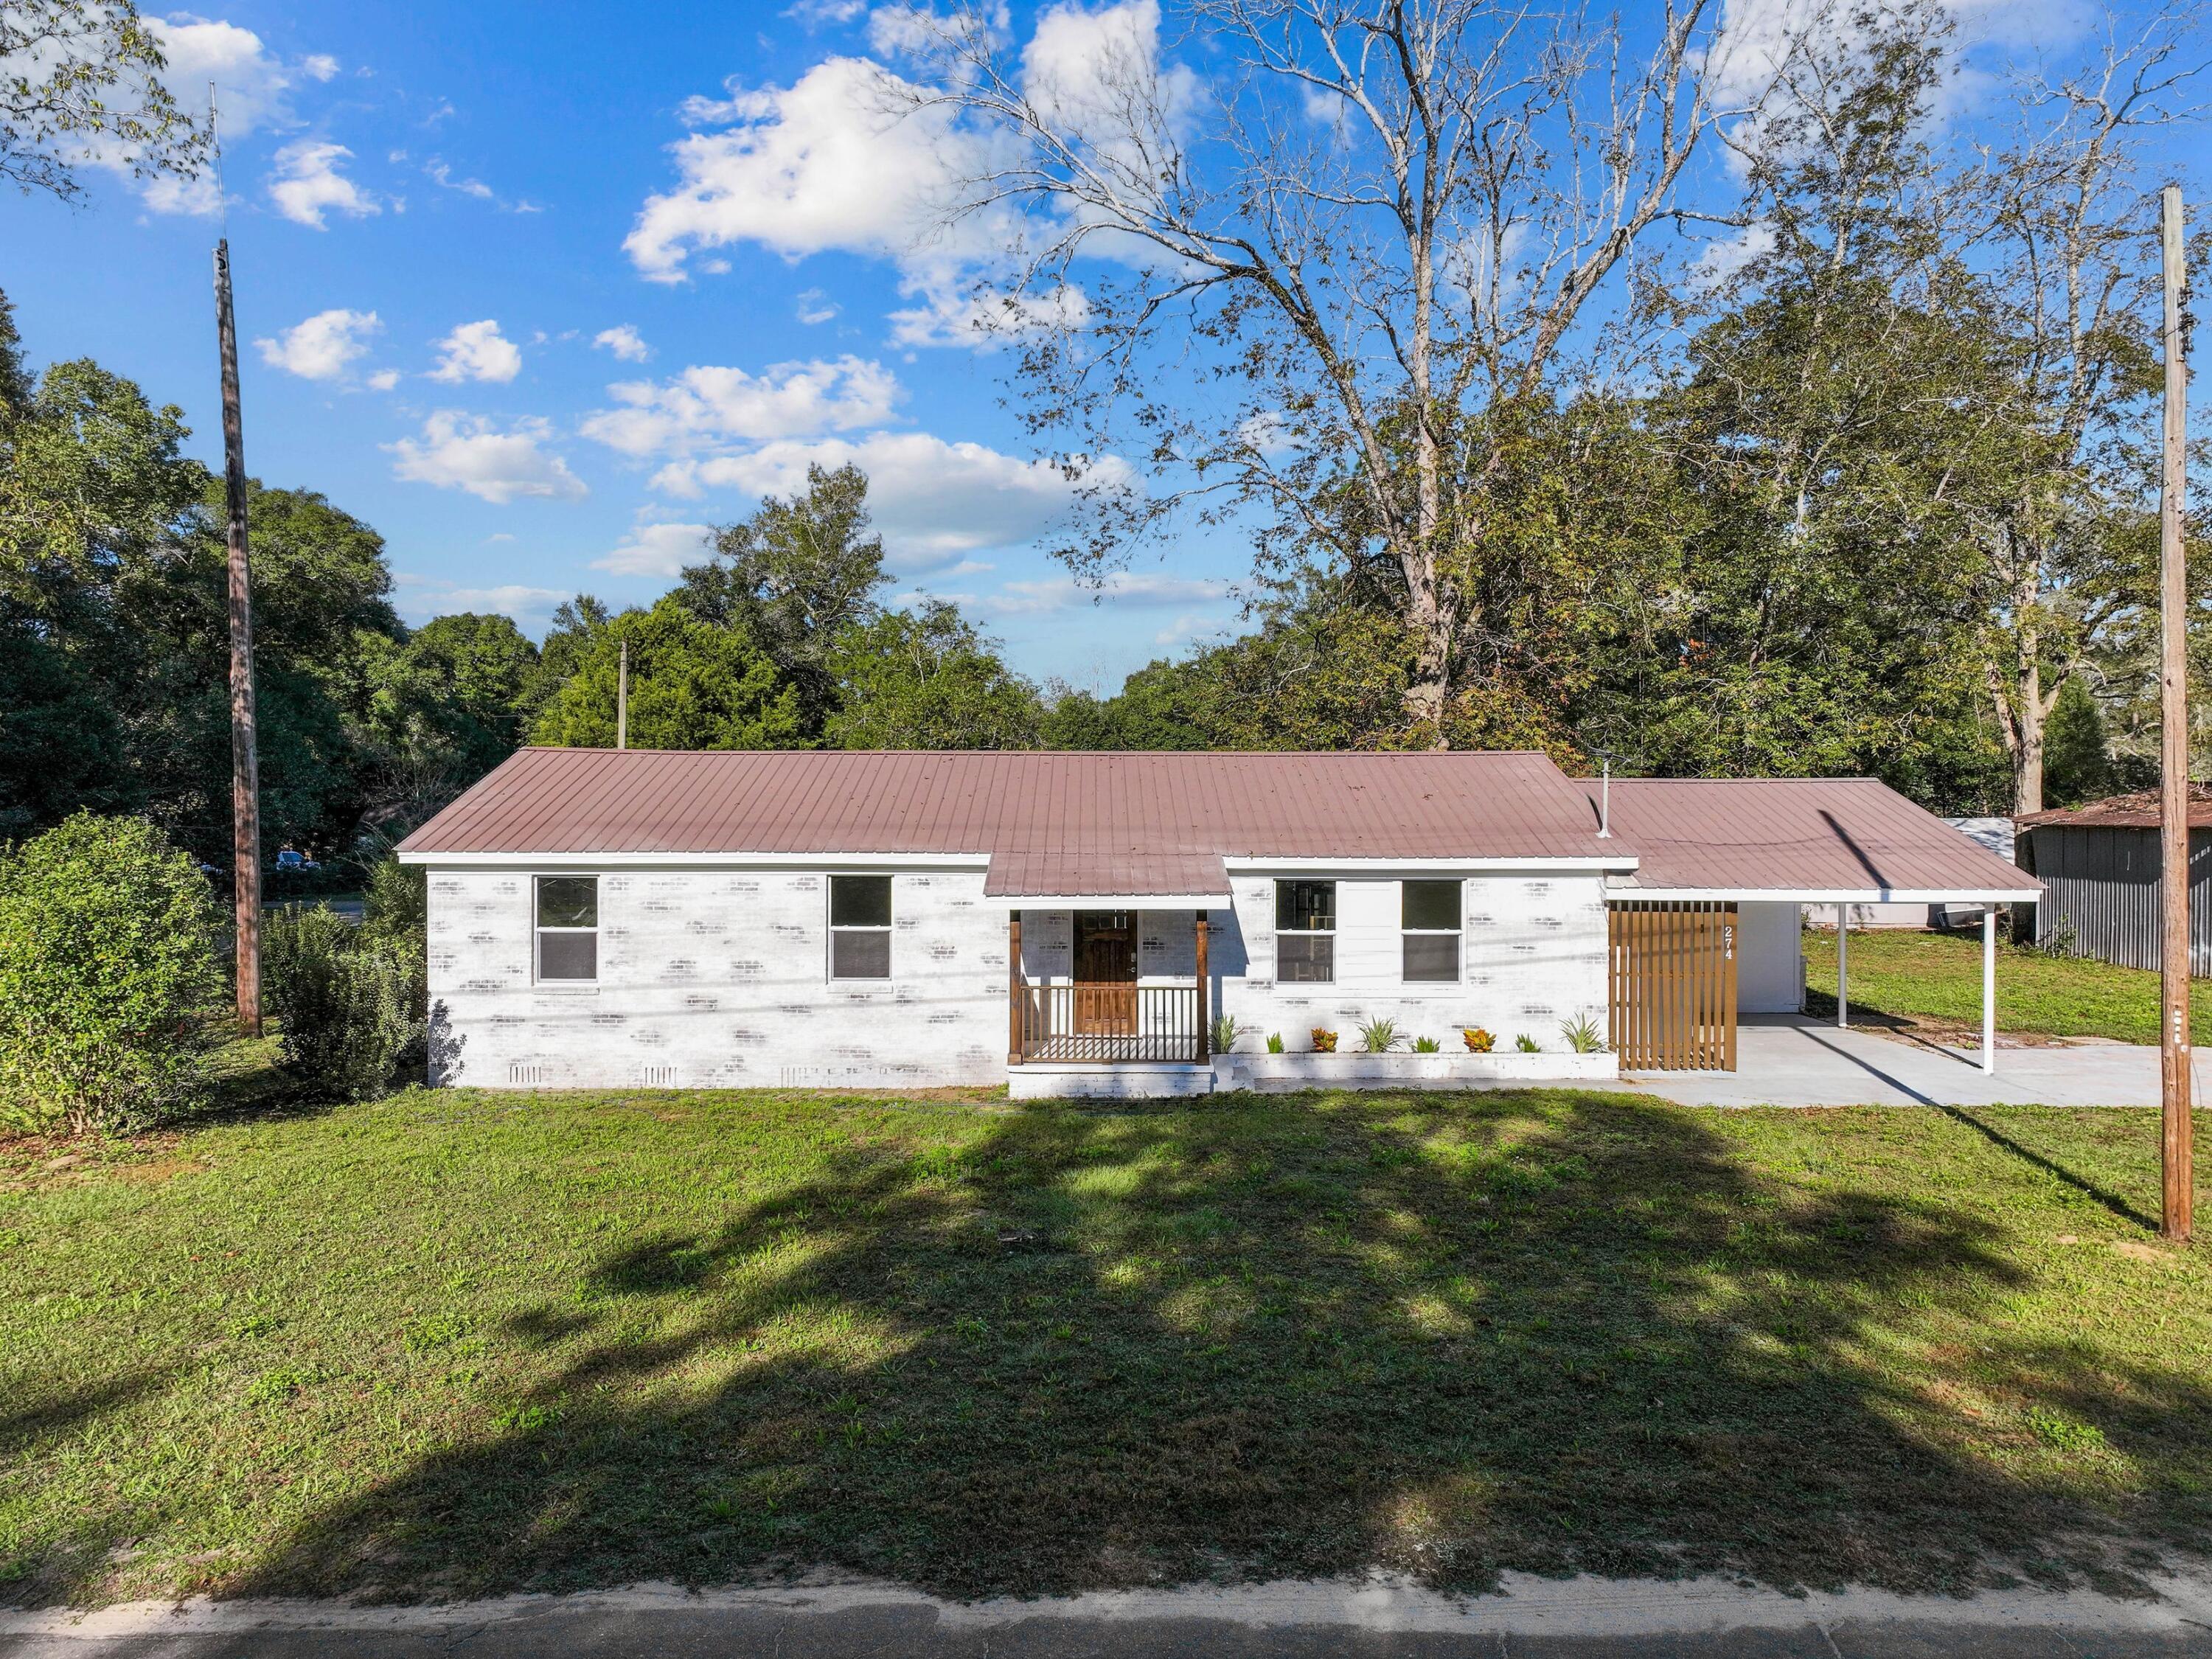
[984,569,1228,615]
[267,139,379,228]
[652,431,1127,567]
[387,412,586,504]
[392,575,569,630]
[593,324,653,362]
[254,308,380,380]
[591,519,716,577]
[582,355,902,457]
[888,282,1091,349]
[429,319,523,383]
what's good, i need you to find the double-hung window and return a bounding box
[830,875,893,979]
[1402,879,1462,982]
[535,876,598,981]
[1275,880,1336,983]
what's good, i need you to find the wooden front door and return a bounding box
[1608,900,1739,1071]
[1073,911,1137,1036]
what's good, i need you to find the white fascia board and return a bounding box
[1614,886,2042,903]
[1220,855,1638,874]
[397,850,992,869]
[994,894,1234,911]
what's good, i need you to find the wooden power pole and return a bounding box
[2158,183,2192,1244]
[214,237,262,1034]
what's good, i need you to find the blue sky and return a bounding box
[6,0,1250,692]
[3,0,2185,692]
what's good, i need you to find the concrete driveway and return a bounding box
[1624,1015,2196,1107]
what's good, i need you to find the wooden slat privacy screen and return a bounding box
[1607,901,1739,1071]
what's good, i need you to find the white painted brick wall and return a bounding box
[425,865,1008,1090]
[427,863,1612,1088]
[1208,872,1610,1054]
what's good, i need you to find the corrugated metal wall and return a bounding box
[2022,825,2212,976]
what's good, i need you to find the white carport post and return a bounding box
[1836,902,1848,1028]
[1981,906,1997,1074]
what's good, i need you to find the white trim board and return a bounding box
[1610,887,2042,903]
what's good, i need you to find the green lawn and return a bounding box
[4,1086,2209,1609]
[1804,927,2212,1046]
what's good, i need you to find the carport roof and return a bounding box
[1585,777,2041,901]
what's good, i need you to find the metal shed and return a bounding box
[2015,787,2212,976]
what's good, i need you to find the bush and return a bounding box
[359,858,428,1026]
[0,813,226,1135]
[263,905,416,1099]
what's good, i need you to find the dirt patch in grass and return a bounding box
[3,1088,2208,1609]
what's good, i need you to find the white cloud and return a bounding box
[386,411,587,504]
[888,282,1090,349]
[787,0,867,24]
[593,324,653,362]
[428,319,523,383]
[591,520,716,576]
[984,569,1230,615]
[254,307,380,380]
[266,139,379,228]
[650,431,1127,566]
[392,577,568,630]
[624,57,1008,288]
[366,369,401,392]
[425,158,494,199]
[1020,0,1198,135]
[581,356,902,457]
[300,52,341,80]
[796,288,840,325]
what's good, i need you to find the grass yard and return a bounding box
[1804,926,2212,1046]
[3,1085,2210,1610]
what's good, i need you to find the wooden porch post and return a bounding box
[1008,911,1023,1065]
[1194,908,1210,1062]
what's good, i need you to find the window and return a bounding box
[830,874,892,978]
[1275,879,1336,983]
[535,876,598,981]
[1402,879,1461,982]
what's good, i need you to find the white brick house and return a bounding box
[398,749,2038,1095]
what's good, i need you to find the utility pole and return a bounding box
[214,236,262,1035]
[2158,183,2192,1244]
[617,639,629,750]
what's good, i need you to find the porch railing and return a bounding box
[1012,983,1203,1062]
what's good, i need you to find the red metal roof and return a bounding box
[397,748,1619,897]
[2017,785,2212,831]
[1589,777,2038,897]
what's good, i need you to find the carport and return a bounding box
[1586,779,2043,1074]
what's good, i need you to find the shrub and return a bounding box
[1560,1013,1605,1054]
[1357,1015,1399,1053]
[0,813,225,1135]
[1461,1027,1495,1053]
[263,905,417,1100]
[1265,1032,1285,1053]
[1208,1013,1252,1055]
[1515,1032,1541,1053]
[360,858,429,1030]
[1310,1028,1338,1053]
[1411,1035,1442,1053]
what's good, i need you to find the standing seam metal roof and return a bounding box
[1587,777,2039,895]
[397,748,1622,896]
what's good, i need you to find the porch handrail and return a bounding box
[1012,981,1203,1062]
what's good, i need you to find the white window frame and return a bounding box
[828,874,894,981]
[1274,878,1337,984]
[1400,878,1463,984]
[533,874,599,984]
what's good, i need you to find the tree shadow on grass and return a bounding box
[159,1094,2212,1601]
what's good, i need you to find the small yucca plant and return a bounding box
[1411,1035,1442,1053]
[1357,1016,1399,1053]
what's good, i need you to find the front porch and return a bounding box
[1006,908,1212,1065]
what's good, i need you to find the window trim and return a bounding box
[533,874,599,984]
[1400,878,1463,984]
[1274,878,1338,985]
[827,874,894,981]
